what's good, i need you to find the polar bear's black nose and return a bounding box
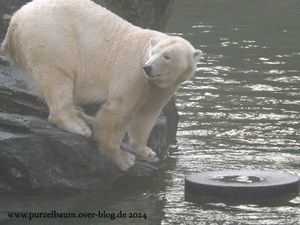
[143,65,152,75]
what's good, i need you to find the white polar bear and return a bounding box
[1,0,202,171]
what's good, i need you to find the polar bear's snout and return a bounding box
[143,65,152,77]
[143,54,165,79]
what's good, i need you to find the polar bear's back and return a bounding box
[2,0,132,72]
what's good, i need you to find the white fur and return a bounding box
[1,0,202,171]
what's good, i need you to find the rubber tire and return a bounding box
[185,170,300,200]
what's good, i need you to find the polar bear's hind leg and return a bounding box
[32,66,92,137]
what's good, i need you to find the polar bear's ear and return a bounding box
[193,49,203,62]
[150,37,160,48]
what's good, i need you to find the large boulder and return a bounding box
[0,0,177,193]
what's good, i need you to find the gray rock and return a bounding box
[0,0,177,193]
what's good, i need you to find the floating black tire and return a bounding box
[185,170,300,200]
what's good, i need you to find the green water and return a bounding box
[1,0,300,224]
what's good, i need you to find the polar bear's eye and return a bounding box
[164,54,171,60]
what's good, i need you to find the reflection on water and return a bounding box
[0,0,300,224]
[163,0,300,224]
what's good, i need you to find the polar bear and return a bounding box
[1,0,202,171]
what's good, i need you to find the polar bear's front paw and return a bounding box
[114,151,136,171]
[144,147,159,162]
[135,147,159,162]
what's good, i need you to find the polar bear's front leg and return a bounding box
[93,100,135,171]
[127,105,163,162]
[127,89,175,161]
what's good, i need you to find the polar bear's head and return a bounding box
[143,36,202,88]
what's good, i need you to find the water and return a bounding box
[162,0,300,224]
[1,0,300,224]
